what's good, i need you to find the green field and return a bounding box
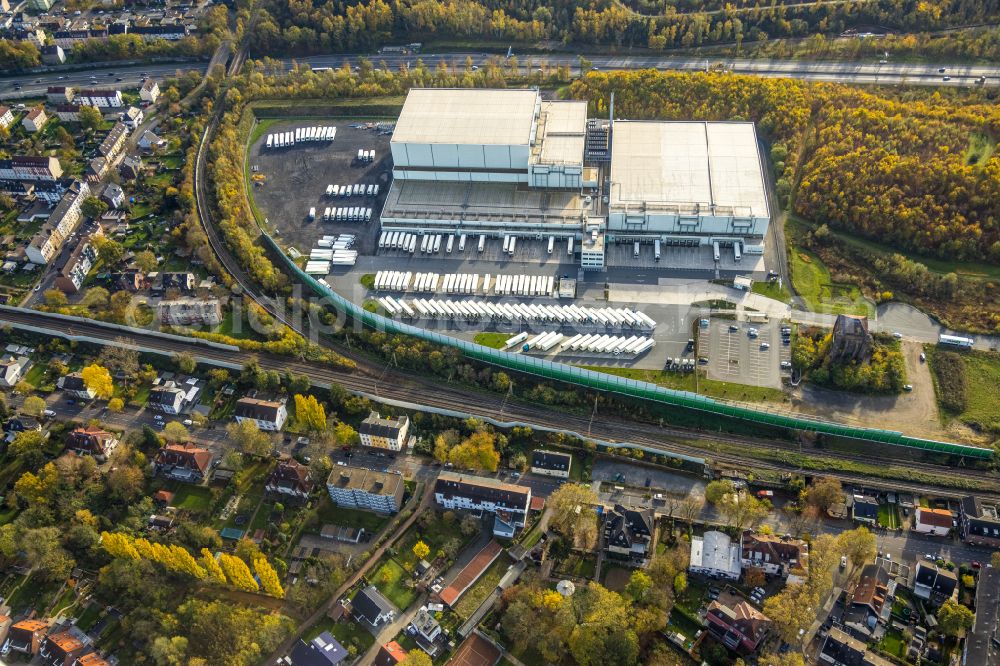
[581,365,787,403]
[372,557,419,611]
[170,485,214,512]
[788,245,872,316]
[751,280,792,303]
[474,332,511,349]
[948,350,1000,433]
[877,504,900,529]
[314,497,391,533]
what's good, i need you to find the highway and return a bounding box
[294,51,1000,87]
[1,306,996,498]
[0,61,211,101]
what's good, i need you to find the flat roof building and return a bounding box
[608,121,769,246]
[326,465,405,514]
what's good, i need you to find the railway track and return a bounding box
[3,307,996,498]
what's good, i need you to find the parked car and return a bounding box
[840,555,848,568]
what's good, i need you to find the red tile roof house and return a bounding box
[3,619,48,657]
[914,507,953,537]
[375,641,408,665]
[152,443,213,483]
[66,426,119,462]
[39,626,90,665]
[265,459,314,503]
[705,593,772,653]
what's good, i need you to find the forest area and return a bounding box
[248,0,1000,55]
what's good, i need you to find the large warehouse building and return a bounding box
[379,88,770,270]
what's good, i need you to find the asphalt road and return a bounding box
[294,52,1000,87]
[0,61,210,101]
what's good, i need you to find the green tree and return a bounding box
[448,430,500,472]
[412,540,430,560]
[43,289,68,307]
[93,236,125,266]
[624,570,652,602]
[82,286,110,309]
[21,395,47,417]
[173,352,197,374]
[399,652,433,666]
[547,483,599,549]
[162,421,190,442]
[135,250,158,272]
[78,105,103,132]
[937,599,974,637]
[333,421,359,448]
[805,477,843,511]
[837,526,876,568]
[150,635,189,665]
[226,419,272,457]
[81,196,109,219]
[81,363,115,399]
[10,430,46,458]
[294,394,326,432]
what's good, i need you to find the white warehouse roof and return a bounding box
[610,121,769,218]
[392,88,540,146]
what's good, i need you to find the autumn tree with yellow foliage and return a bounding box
[81,363,114,399]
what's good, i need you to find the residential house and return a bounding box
[99,122,129,160]
[705,592,771,653]
[12,26,46,47]
[819,627,894,666]
[689,530,742,581]
[603,504,653,564]
[54,238,99,293]
[963,566,999,666]
[100,182,125,209]
[148,379,199,414]
[40,44,66,64]
[27,0,53,10]
[134,23,189,40]
[76,652,112,665]
[153,443,213,483]
[0,156,63,181]
[150,271,195,295]
[39,625,91,665]
[140,79,160,103]
[326,465,405,514]
[959,495,1000,548]
[112,270,146,291]
[75,89,123,109]
[234,396,287,431]
[119,154,143,180]
[21,107,48,133]
[157,298,222,326]
[52,29,108,47]
[87,157,110,182]
[434,471,531,532]
[0,615,10,650]
[912,562,958,606]
[842,562,896,638]
[58,372,97,399]
[740,531,809,584]
[283,631,348,666]
[46,86,75,105]
[0,105,13,130]
[530,449,571,478]
[374,641,408,666]
[55,104,82,123]
[852,495,879,526]
[121,106,143,129]
[914,507,953,537]
[358,411,409,451]
[3,619,48,657]
[0,355,27,387]
[4,415,42,436]
[27,180,90,265]
[265,459,313,503]
[352,586,396,630]
[66,426,119,462]
[138,130,166,151]
[409,608,442,654]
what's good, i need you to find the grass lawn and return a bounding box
[22,362,48,388]
[675,577,709,617]
[965,132,996,169]
[5,574,62,614]
[303,616,376,654]
[554,552,597,582]
[877,504,900,529]
[667,608,704,644]
[170,484,215,512]
[751,279,791,303]
[581,365,787,403]
[474,332,512,349]
[955,351,1000,433]
[453,558,507,619]
[314,496,392,533]
[372,557,419,611]
[878,628,906,658]
[359,273,375,290]
[75,603,103,631]
[788,243,871,316]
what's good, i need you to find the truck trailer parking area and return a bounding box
[248,120,392,256]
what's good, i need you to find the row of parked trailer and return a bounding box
[378,231,573,257]
[326,183,380,198]
[307,235,357,271]
[322,207,372,222]
[265,126,336,149]
[370,270,556,298]
[357,149,376,163]
[376,296,656,329]
[504,331,655,356]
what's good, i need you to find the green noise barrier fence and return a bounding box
[264,233,993,461]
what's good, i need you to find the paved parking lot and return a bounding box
[249,121,392,256]
[698,316,789,389]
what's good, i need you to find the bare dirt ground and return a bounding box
[788,341,952,440]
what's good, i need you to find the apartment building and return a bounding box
[326,465,405,514]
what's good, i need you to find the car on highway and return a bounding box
[591,66,599,71]
[938,67,946,73]
[943,76,951,81]
[892,331,903,339]
[33,284,41,291]
[903,384,913,391]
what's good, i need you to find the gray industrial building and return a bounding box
[378,88,770,271]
